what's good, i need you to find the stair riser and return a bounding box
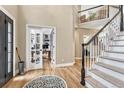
[116,36,124,40]
[104,52,124,60]
[113,40,124,45]
[98,58,124,68]
[109,46,124,52]
[87,71,117,87]
[93,64,124,81]
[116,32,124,36]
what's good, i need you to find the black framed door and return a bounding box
[0,10,6,87]
[5,15,13,82]
[0,10,13,87]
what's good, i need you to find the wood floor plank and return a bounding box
[3,59,84,88]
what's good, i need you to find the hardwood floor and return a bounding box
[3,59,84,88]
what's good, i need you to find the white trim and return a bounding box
[26,25,29,71]
[26,24,56,29]
[26,24,57,71]
[55,62,75,67]
[15,69,19,75]
[0,6,16,76]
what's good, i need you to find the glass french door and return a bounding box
[29,27,43,70]
[0,10,6,87]
[0,11,13,87]
[5,16,13,81]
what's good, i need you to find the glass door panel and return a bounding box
[35,32,41,64]
[8,53,12,62]
[8,62,11,73]
[8,33,12,42]
[7,22,13,74]
[6,17,13,81]
[29,27,43,70]
[8,43,12,52]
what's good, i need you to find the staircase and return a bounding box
[85,32,124,88]
[79,5,124,88]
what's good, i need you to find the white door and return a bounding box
[29,27,43,70]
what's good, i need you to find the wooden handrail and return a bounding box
[110,5,120,9]
[82,9,121,46]
[80,5,122,86]
[78,5,104,13]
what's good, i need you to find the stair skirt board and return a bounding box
[98,58,124,69]
[87,71,117,88]
[93,64,124,81]
[85,82,94,88]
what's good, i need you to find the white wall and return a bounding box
[18,5,74,65]
[1,5,75,73]
[81,5,99,10]
[75,28,98,58]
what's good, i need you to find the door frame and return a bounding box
[0,6,16,76]
[26,24,56,71]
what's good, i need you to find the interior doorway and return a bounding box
[26,25,56,71]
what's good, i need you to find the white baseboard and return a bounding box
[75,57,82,60]
[55,62,75,67]
[15,69,19,76]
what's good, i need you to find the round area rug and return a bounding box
[23,75,67,88]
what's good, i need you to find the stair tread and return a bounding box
[85,76,107,88]
[96,62,124,74]
[100,56,124,63]
[109,45,124,47]
[117,34,124,36]
[113,39,124,41]
[105,50,124,54]
[90,69,124,88]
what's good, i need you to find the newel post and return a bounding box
[81,44,85,86]
[120,5,123,31]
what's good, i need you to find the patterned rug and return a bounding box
[23,75,67,88]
